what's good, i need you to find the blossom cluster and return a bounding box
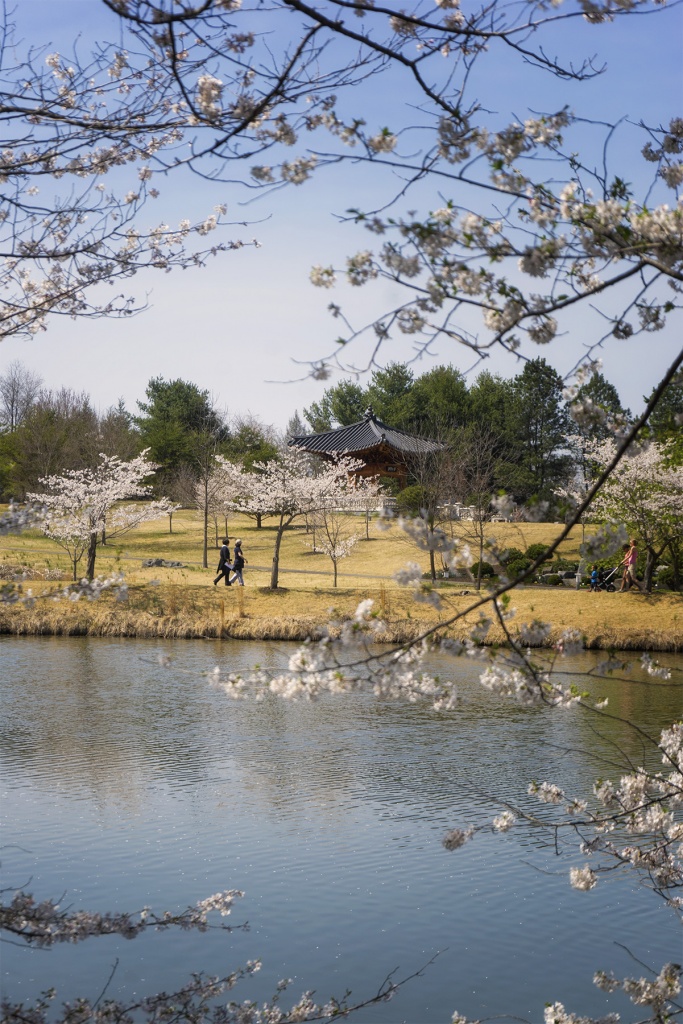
[27,452,173,580]
[0,502,45,535]
[0,888,244,948]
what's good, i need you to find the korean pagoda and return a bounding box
[288,406,443,488]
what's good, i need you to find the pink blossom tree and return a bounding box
[309,486,382,587]
[226,449,371,589]
[0,0,678,378]
[588,439,683,590]
[28,451,172,580]
[2,3,683,1021]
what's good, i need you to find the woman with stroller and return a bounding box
[619,539,643,592]
[229,539,247,586]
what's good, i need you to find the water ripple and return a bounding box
[1,637,680,1023]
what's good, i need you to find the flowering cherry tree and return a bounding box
[0,884,421,1024]
[0,8,269,340]
[3,3,683,1021]
[588,439,683,590]
[226,449,371,589]
[28,451,172,580]
[0,0,679,382]
[309,499,375,588]
[309,117,682,375]
[204,590,683,1023]
[316,529,359,588]
[4,417,683,1022]
[82,2,683,380]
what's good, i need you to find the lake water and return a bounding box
[1,636,681,1023]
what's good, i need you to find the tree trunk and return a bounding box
[668,537,682,590]
[270,519,287,589]
[101,524,107,545]
[365,508,370,540]
[429,547,436,582]
[476,531,484,591]
[333,559,338,587]
[644,546,656,593]
[86,532,98,581]
[644,543,667,593]
[72,555,79,582]
[256,512,262,529]
[169,512,173,534]
[202,480,209,569]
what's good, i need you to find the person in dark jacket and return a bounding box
[213,538,232,586]
[229,539,247,586]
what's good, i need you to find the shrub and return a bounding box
[507,558,532,577]
[544,573,563,586]
[550,559,575,573]
[471,560,495,578]
[499,547,525,565]
[395,484,428,517]
[525,543,552,562]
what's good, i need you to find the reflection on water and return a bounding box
[1,637,680,1023]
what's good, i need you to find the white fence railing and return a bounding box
[326,498,514,521]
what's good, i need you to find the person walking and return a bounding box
[619,539,643,592]
[618,543,630,591]
[229,539,247,586]
[624,539,644,592]
[213,537,232,586]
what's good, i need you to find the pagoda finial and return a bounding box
[364,405,374,420]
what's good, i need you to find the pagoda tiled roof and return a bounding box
[288,407,443,457]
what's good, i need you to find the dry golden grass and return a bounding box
[2,506,681,648]
[0,577,680,650]
[0,507,589,585]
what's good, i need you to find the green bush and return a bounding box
[499,547,525,565]
[544,573,563,586]
[550,559,576,573]
[471,560,495,578]
[507,557,531,577]
[525,543,552,562]
[395,484,428,517]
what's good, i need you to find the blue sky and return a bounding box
[1,0,681,428]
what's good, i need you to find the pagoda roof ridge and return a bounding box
[288,406,443,457]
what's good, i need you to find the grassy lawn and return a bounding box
[1,506,591,585]
[1,507,681,648]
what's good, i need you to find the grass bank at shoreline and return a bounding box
[2,509,681,651]
[1,584,681,651]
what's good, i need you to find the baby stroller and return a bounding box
[594,566,618,592]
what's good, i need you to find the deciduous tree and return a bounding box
[396,432,459,582]
[310,507,360,588]
[28,451,172,579]
[589,439,683,591]
[452,426,500,590]
[228,449,368,589]
[9,388,100,496]
[0,362,42,432]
